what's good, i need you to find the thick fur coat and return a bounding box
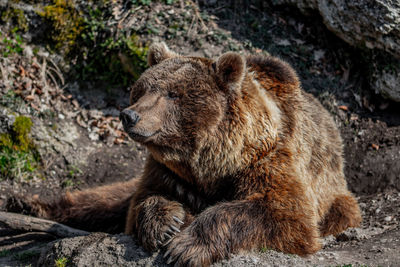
[19,43,361,266]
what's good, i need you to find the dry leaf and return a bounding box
[19,66,26,77]
[25,95,35,101]
[371,144,379,150]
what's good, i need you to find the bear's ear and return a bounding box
[215,52,245,90]
[147,42,178,66]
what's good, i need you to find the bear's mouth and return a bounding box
[125,129,159,143]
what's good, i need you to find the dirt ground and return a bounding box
[1,1,399,266]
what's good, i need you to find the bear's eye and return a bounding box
[167,91,179,100]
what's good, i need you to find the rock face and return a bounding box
[273,0,400,102]
[37,233,310,267]
[318,1,400,58]
[38,233,168,267]
[273,0,400,58]
[36,230,400,267]
[371,66,400,102]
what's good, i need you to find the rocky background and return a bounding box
[0,0,399,266]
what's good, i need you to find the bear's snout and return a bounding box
[120,109,140,129]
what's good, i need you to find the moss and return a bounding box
[1,7,29,32]
[12,116,33,151]
[0,116,34,152]
[55,257,68,267]
[38,0,84,54]
[123,34,149,80]
[35,0,148,86]
[76,12,149,85]
[0,116,40,180]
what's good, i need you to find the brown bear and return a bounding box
[13,42,361,266]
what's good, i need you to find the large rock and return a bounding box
[273,0,400,58]
[273,0,400,102]
[38,233,167,267]
[371,63,400,102]
[36,230,400,267]
[37,233,310,267]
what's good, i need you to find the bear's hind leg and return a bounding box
[7,178,140,233]
[319,194,362,237]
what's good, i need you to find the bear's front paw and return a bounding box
[136,197,185,252]
[164,229,214,267]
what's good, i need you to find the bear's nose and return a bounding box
[120,109,140,127]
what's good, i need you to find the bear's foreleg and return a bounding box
[127,195,192,251]
[164,195,321,267]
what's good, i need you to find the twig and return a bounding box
[48,58,64,85]
[0,211,90,238]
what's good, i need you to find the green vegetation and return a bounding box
[38,0,85,54]
[132,0,175,5]
[0,249,11,258]
[1,6,28,32]
[12,250,40,263]
[76,6,148,85]
[1,0,150,87]
[36,0,149,86]
[335,265,369,267]
[55,257,68,267]
[0,116,40,181]
[259,246,271,253]
[67,165,82,178]
[61,165,82,188]
[0,28,24,57]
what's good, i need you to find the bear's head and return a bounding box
[120,43,248,157]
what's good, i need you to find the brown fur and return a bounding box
[18,42,361,266]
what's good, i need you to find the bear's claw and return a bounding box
[173,216,184,225]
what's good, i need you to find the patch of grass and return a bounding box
[55,257,68,267]
[0,27,24,57]
[61,178,75,188]
[259,246,271,253]
[335,265,369,267]
[74,7,149,86]
[1,7,29,32]
[0,116,41,181]
[37,0,149,87]
[131,0,175,6]
[12,250,40,263]
[0,249,11,258]
[67,165,82,178]
[62,165,82,188]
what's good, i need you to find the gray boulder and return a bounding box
[37,233,311,267]
[37,230,400,267]
[371,63,400,102]
[38,233,167,267]
[273,0,400,58]
[272,0,400,102]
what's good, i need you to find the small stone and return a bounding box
[384,216,392,222]
[89,132,99,141]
